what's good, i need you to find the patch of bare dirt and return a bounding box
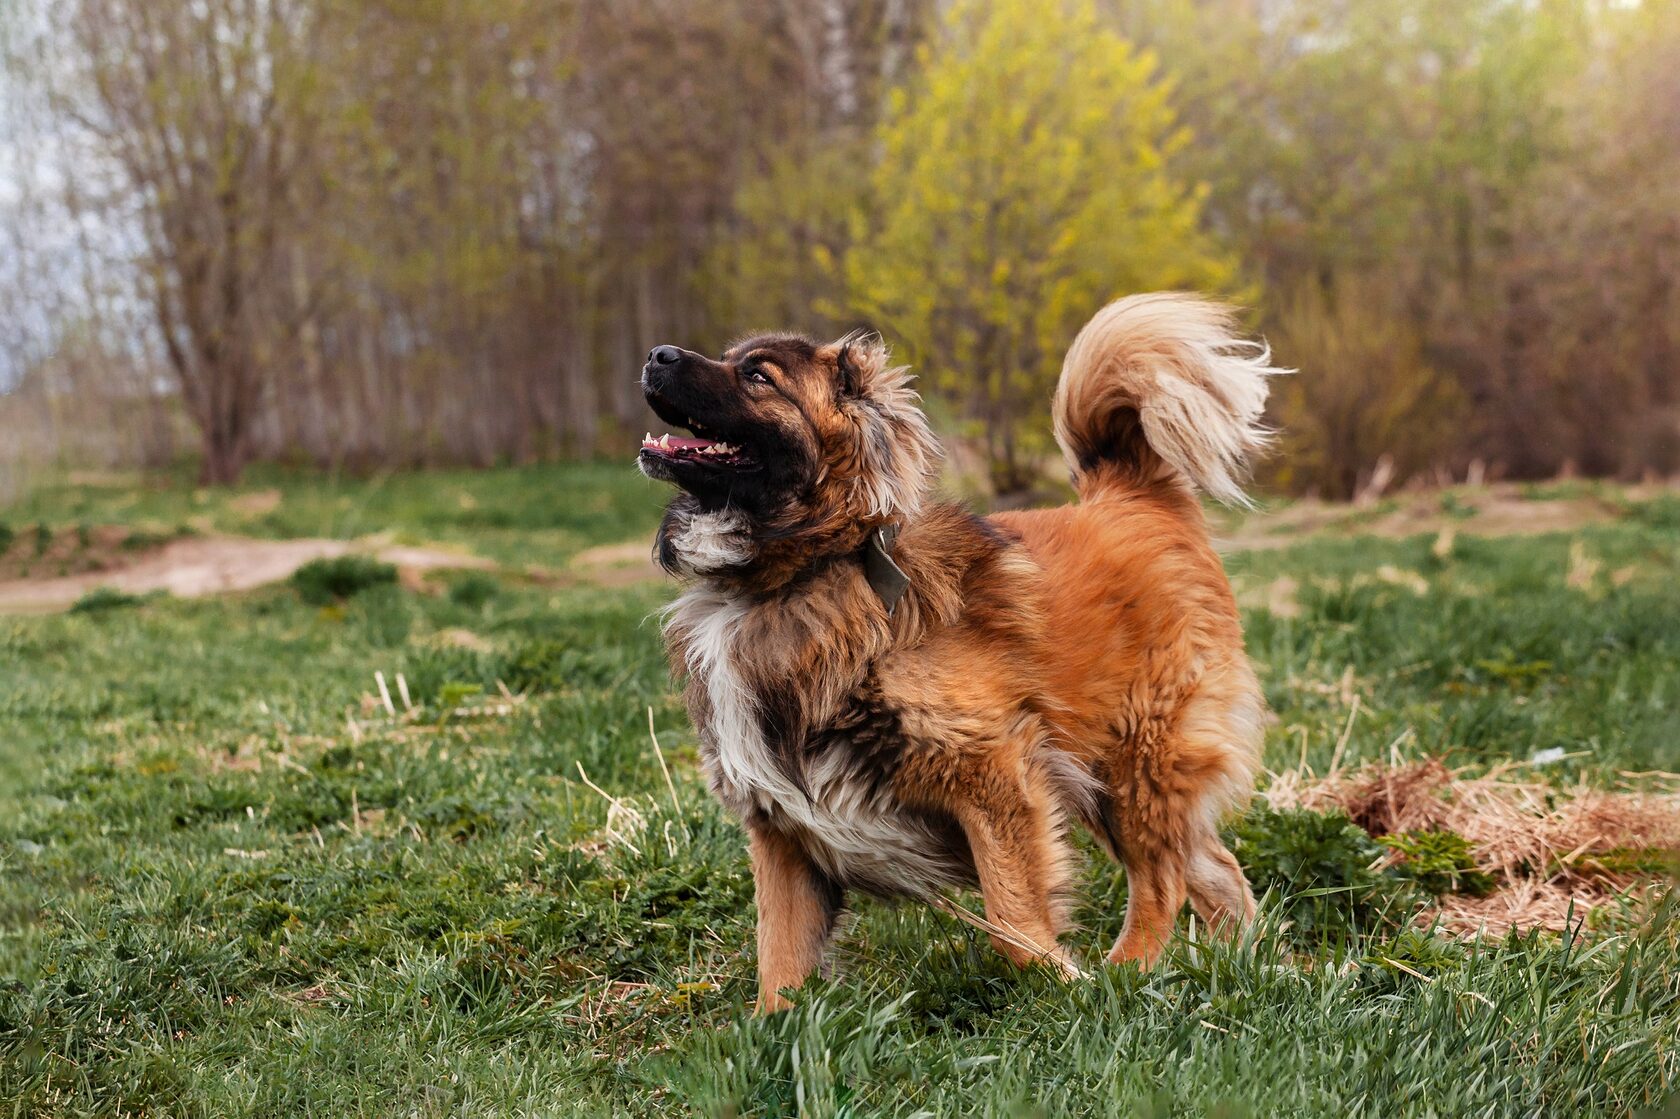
[569,540,661,587]
[0,524,166,582]
[0,535,493,614]
[1214,483,1641,551]
[1233,574,1303,618]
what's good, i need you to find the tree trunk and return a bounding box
[196,384,250,485]
[198,430,245,486]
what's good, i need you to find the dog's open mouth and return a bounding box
[639,425,756,468]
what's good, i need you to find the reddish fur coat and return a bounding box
[647,294,1284,1011]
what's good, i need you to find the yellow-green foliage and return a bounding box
[844,0,1235,492]
[703,142,867,337]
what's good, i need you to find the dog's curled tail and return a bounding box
[1052,293,1285,507]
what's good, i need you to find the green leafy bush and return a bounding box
[0,521,15,553]
[1380,830,1496,896]
[1228,805,1424,943]
[120,527,189,552]
[290,555,398,605]
[446,571,500,608]
[69,587,145,614]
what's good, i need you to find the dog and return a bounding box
[639,294,1282,1012]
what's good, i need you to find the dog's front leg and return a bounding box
[747,822,843,1013]
[951,765,1083,979]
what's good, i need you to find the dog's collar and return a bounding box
[862,522,910,617]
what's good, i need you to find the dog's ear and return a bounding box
[835,332,870,398]
[836,329,887,398]
[826,330,941,519]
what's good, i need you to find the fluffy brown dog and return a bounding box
[639,294,1282,1012]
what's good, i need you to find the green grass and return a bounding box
[1,466,1676,1116]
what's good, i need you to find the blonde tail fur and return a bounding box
[1052,293,1286,506]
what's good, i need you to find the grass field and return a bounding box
[2,466,1677,1117]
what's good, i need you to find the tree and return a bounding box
[1119,0,1598,492]
[13,0,1675,493]
[845,0,1233,493]
[61,0,326,484]
[1456,0,1680,480]
[1267,275,1465,499]
[702,0,936,338]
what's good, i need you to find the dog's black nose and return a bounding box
[648,345,681,366]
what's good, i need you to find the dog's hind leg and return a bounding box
[1101,700,1260,965]
[1104,787,1257,964]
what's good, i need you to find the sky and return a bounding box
[0,5,106,391]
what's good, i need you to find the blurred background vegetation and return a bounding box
[0,0,1675,499]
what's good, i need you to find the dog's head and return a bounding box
[639,332,938,578]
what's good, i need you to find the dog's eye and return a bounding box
[741,365,771,385]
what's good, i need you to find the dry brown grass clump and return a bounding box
[1264,759,1680,936]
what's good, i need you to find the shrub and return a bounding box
[290,555,398,605]
[1264,275,1466,499]
[446,571,500,608]
[0,522,13,553]
[69,587,144,614]
[1380,830,1496,897]
[1227,805,1424,943]
[120,527,188,552]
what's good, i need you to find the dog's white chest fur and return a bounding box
[667,585,959,896]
